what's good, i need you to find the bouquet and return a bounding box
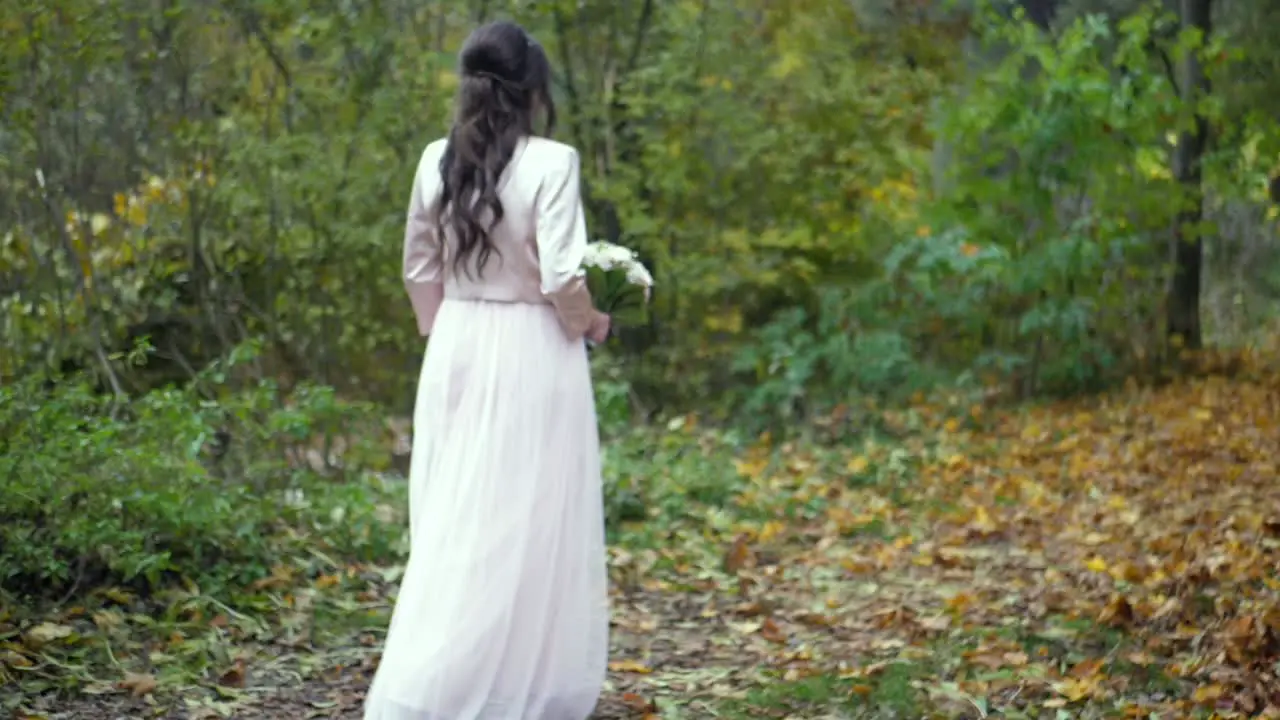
[582,240,653,328]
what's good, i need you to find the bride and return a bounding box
[362,20,611,720]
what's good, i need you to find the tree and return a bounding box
[1167,0,1211,349]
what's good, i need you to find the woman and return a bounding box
[363,20,611,720]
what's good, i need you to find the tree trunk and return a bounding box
[1167,0,1211,349]
[1018,0,1058,29]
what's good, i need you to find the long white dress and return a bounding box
[362,136,609,720]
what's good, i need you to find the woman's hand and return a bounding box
[586,311,611,345]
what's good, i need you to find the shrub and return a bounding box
[0,352,404,602]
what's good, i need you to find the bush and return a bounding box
[722,7,1268,433]
[0,352,405,602]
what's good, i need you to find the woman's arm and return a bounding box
[404,146,444,336]
[534,147,596,340]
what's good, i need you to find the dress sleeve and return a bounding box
[403,147,444,336]
[535,147,594,339]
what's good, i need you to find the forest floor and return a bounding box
[8,365,1280,719]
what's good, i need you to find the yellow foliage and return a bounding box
[703,309,743,334]
[768,50,805,79]
[1134,146,1170,180]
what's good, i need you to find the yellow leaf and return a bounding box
[1083,532,1109,545]
[145,176,166,201]
[126,201,147,226]
[768,49,804,78]
[315,574,341,589]
[607,659,652,674]
[1085,556,1109,574]
[703,308,743,333]
[1053,676,1098,702]
[968,505,998,534]
[1193,683,1224,703]
[2,650,32,668]
[733,456,767,480]
[758,520,786,543]
[846,455,869,474]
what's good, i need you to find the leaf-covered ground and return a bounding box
[7,369,1280,718]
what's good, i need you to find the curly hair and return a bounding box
[437,21,557,278]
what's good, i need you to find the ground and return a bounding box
[6,367,1280,718]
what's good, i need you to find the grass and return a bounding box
[711,667,919,718]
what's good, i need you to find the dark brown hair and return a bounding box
[438,21,556,277]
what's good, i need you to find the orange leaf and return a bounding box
[723,533,756,574]
[760,617,788,644]
[620,692,657,712]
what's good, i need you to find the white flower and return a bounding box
[582,240,654,304]
[624,261,653,289]
[583,240,638,271]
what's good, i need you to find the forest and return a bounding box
[4,0,1280,716]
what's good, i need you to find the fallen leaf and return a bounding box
[314,574,341,589]
[117,672,158,697]
[607,659,652,674]
[619,692,657,712]
[218,660,246,687]
[759,617,788,644]
[1192,683,1224,703]
[23,623,74,648]
[723,533,756,574]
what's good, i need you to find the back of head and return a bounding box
[438,20,557,278]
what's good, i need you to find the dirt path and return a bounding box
[21,523,975,719]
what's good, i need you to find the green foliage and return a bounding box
[598,0,948,401]
[9,1,1280,714]
[6,0,1280,603]
[0,0,959,410]
[917,7,1190,390]
[726,4,1280,430]
[6,0,1280,424]
[0,348,404,600]
[731,290,930,430]
[600,424,746,538]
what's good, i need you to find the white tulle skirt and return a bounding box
[363,299,609,720]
